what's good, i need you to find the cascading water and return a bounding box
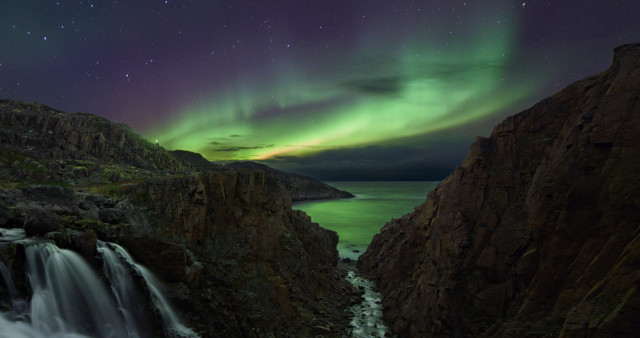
[0,260,27,322]
[1,241,129,337]
[96,242,150,338]
[0,239,199,338]
[97,241,199,338]
[346,270,391,338]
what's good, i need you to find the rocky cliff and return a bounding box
[125,170,358,336]
[0,100,189,184]
[0,100,359,336]
[359,43,640,337]
[227,161,354,201]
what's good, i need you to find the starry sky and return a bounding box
[2,1,639,180]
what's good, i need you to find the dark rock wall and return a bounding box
[359,43,640,337]
[126,170,356,336]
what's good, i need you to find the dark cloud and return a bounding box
[344,76,405,96]
[411,59,503,83]
[261,141,468,181]
[214,144,275,152]
[209,135,245,145]
[251,95,354,122]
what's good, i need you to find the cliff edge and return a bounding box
[359,43,640,337]
[226,161,354,201]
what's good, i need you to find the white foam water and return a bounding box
[346,270,391,338]
[0,241,129,337]
[97,241,199,338]
[0,240,199,337]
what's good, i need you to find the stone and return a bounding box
[21,185,74,206]
[23,209,60,237]
[74,231,97,257]
[98,208,125,224]
[85,195,115,208]
[78,199,95,210]
[0,201,10,227]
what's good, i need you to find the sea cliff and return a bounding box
[359,43,640,336]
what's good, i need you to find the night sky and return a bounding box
[2,1,639,180]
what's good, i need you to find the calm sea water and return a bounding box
[293,181,439,260]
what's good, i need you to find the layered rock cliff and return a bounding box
[125,170,357,336]
[0,100,188,184]
[359,43,640,337]
[227,161,354,201]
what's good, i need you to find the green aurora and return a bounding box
[145,15,537,162]
[4,1,638,179]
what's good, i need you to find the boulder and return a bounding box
[23,209,60,236]
[21,185,74,207]
[74,231,97,257]
[98,208,125,224]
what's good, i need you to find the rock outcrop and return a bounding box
[226,161,354,201]
[126,171,357,336]
[359,43,640,337]
[0,100,359,336]
[170,150,224,171]
[0,100,189,184]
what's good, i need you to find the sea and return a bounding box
[293,181,440,260]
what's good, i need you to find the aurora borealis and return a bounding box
[2,1,639,180]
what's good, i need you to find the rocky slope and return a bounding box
[0,100,188,185]
[0,100,359,336]
[227,161,354,201]
[359,43,640,337]
[170,150,224,171]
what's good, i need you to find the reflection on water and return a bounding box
[294,181,438,259]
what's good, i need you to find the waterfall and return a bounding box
[96,242,149,338]
[0,240,199,338]
[0,241,129,337]
[97,241,199,338]
[0,228,26,242]
[0,261,28,322]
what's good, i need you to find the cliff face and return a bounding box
[123,170,357,336]
[226,161,354,201]
[359,43,640,337]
